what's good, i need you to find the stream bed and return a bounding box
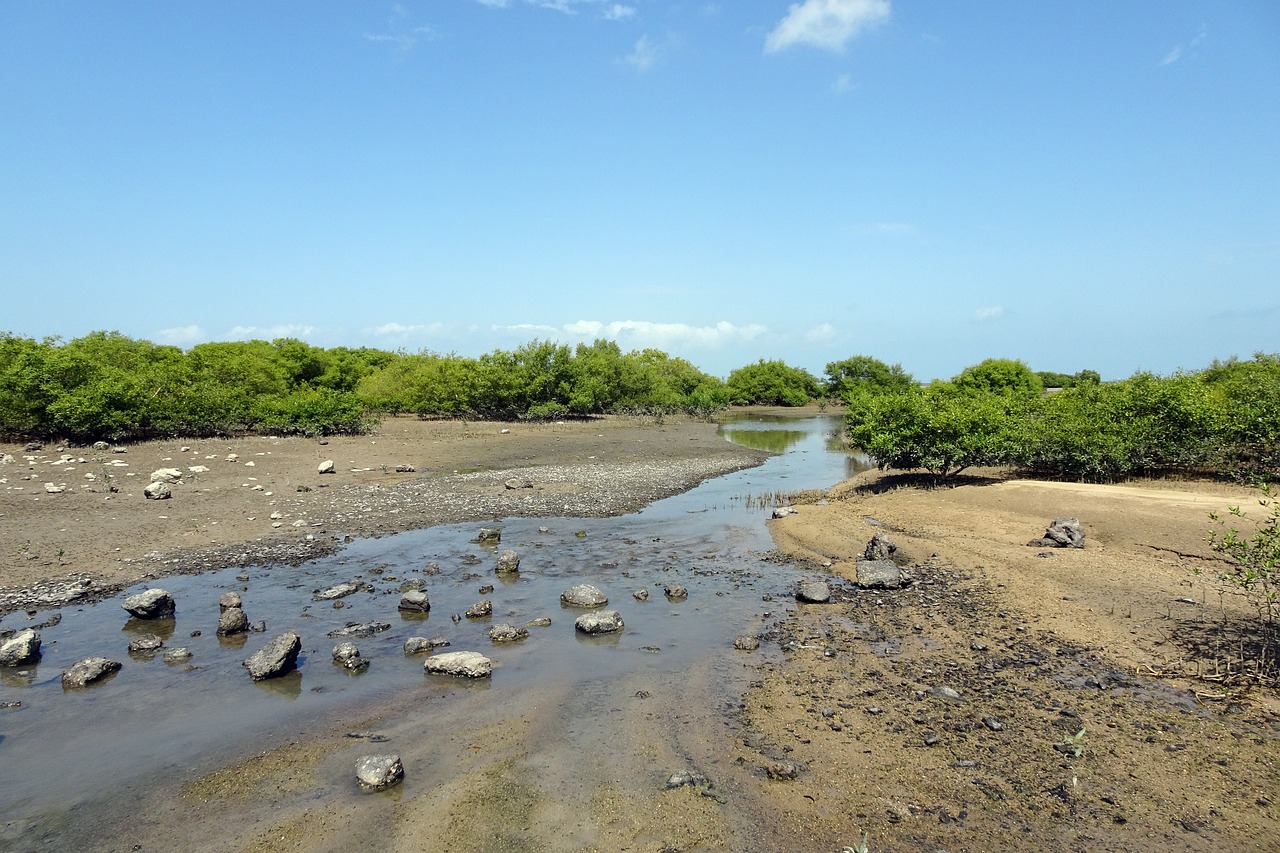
[0,414,867,850]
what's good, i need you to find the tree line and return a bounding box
[840,354,1280,482]
[0,331,810,442]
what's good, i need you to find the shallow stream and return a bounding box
[0,413,867,849]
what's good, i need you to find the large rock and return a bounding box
[62,657,122,688]
[575,610,624,634]
[495,549,521,574]
[150,467,183,483]
[143,481,172,500]
[243,631,302,680]
[561,584,608,608]
[855,560,911,590]
[487,623,529,643]
[122,588,176,619]
[795,580,831,603]
[0,629,41,666]
[217,606,250,636]
[424,651,492,678]
[313,582,360,601]
[318,460,335,474]
[355,754,404,792]
[1028,518,1085,549]
[397,590,431,613]
[863,532,898,561]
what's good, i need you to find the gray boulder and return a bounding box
[487,623,529,643]
[122,588,176,619]
[243,631,302,680]
[313,582,360,601]
[332,642,369,672]
[62,657,122,688]
[1028,517,1085,549]
[561,584,608,608]
[143,481,172,500]
[495,549,521,574]
[863,532,898,561]
[424,650,492,678]
[464,600,492,619]
[355,754,404,792]
[218,592,242,611]
[477,527,501,542]
[403,636,449,655]
[0,629,41,666]
[574,610,624,634]
[733,635,761,651]
[327,621,391,638]
[795,580,831,603]
[663,584,688,601]
[397,590,431,612]
[127,633,164,654]
[217,606,250,636]
[855,560,911,590]
[149,467,183,483]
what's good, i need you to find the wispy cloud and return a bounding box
[765,0,891,54]
[831,73,855,94]
[473,0,610,13]
[371,322,449,337]
[1158,23,1207,67]
[228,324,316,340]
[157,325,205,345]
[805,322,837,342]
[850,221,916,237]
[972,306,1005,323]
[491,319,769,351]
[603,4,636,21]
[624,34,660,71]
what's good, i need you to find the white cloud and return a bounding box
[624,35,659,71]
[1158,45,1183,67]
[831,73,854,94]
[603,4,636,21]
[228,324,316,340]
[765,0,890,54]
[558,318,762,348]
[972,306,1005,322]
[157,324,205,345]
[1158,23,1208,67]
[851,221,916,237]
[371,322,449,336]
[805,322,837,342]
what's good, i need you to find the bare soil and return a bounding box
[3,414,1279,852]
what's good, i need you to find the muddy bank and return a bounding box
[0,414,767,615]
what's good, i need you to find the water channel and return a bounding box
[0,413,868,849]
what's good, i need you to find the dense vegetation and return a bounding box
[0,332,730,441]
[844,353,1280,482]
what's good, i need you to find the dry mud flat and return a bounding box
[759,474,1280,852]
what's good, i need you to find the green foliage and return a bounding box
[726,359,820,406]
[250,388,373,436]
[845,382,1027,478]
[1207,483,1280,678]
[824,355,914,399]
[953,358,1043,396]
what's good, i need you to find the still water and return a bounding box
[0,414,866,845]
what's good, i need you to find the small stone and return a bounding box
[928,685,964,703]
[424,651,492,678]
[487,623,529,643]
[143,481,172,500]
[795,580,831,604]
[477,527,501,542]
[983,717,1004,731]
[62,657,122,688]
[561,584,608,608]
[574,609,623,634]
[127,634,164,654]
[122,588,176,619]
[465,600,492,619]
[632,589,650,601]
[318,460,335,474]
[733,635,760,651]
[495,550,521,574]
[355,754,404,792]
[663,584,688,601]
[217,607,250,636]
[163,647,192,663]
[218,592,242,611]
[397,590,431,613]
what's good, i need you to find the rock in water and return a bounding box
[0,629,41,666]
[495,549,521,574]
[795,580,831,603]
[476,527,501,543]
[62,657,122,688]
[243,631,302,680]
[127,634,164,655]
[332,642,369,672]
[217,607,250,636]
[355,754,404,792]
[464,600,492,619]
[122,588,176,619]
[560,584,608,608]
[313,582,360,601]
[397,590,431,613]
[574,610,624,634]
[218,592,242,612]
[663,584,688,601]
[424,651,492,678]
[487,623,529,643]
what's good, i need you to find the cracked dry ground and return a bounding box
[739,479,1280,853]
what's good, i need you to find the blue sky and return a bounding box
[2,1,1277,382]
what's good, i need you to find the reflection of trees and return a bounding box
[721,428,808,454]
